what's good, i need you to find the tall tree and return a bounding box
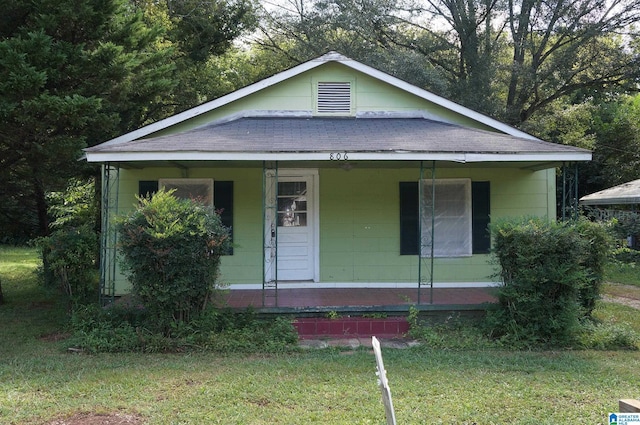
[585,95,640,192]
[501,0,640,124]
[254,0,449,96]
[0,0,258,240]
[256,0,640,126]
[521,95,640,196]
[0,0,175,239]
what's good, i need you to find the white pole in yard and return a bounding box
[372,336,397,425]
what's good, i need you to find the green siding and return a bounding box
[109,164,555,294]
[148,62,496,138]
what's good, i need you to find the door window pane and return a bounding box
[278,181,307,227]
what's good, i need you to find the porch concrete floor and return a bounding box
[220,287,497,313]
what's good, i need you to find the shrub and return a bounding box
[407,306,496,350]
[573,219,612,316]
[38,225,99,306]
[47,179,98,230]
[205,316,298,353]
[68,304,298,353]
[612,247,640,264]
[116,189,231,334]
[485,218,611,348]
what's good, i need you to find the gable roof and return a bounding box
[93,52,539,147]
[85,51,591,167]
[580,179,640,205]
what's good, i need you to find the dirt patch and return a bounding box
[29,300,55,310]
[602,295,640,310]
[603,283,640,309]
[39,332,71,342]
[45,413,144,425]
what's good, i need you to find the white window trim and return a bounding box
[420,178,472,258]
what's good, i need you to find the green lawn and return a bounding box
[606,261,640,287]
[2,246,640,424]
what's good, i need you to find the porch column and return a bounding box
[262,161,278,306]
[418,160,436,304]
[561,162,579,221]
[99,163,120,306]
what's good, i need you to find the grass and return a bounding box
[606,261,640,287]
[2,246,640,424]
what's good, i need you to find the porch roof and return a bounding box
[85,116,591,166]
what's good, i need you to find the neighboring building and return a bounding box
[581,179,640,250]
[85,52,591,303]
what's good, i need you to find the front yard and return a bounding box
[1,246,640,424]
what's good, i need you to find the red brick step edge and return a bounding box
[293,317,410,339]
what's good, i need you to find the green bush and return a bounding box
[68,304,298,353]
[67,304,139,353]
[612,247,640,264]
[485,218,611,348]
[573,219,612,315]
[47,179,98,230]
[205,316,298,353]
[38,225,99,306]
[116,189,231,334]
[407,306,496,350]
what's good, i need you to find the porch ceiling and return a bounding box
[85,117,591,167]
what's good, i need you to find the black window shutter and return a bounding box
[472,181,491,254]
[399,182,419,255]
[214,181,234,255]
[138,181,158,198]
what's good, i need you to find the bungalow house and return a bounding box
[85,52,591,311]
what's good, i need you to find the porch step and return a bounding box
[293,316,410,339]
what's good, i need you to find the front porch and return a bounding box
[221,286,497,314]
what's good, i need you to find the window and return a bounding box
[399,180,490,257]
[159,178,213,207]
[421,179,472,257]
[142,179,234,254]
[277,181,307,227]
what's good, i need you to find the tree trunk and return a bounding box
[33,177,50,237]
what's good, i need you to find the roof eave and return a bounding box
[85,151,592,164]
[580,197,640,206]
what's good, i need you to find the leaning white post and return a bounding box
[372,336,397,425]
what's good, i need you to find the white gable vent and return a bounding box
[317,82,351,114]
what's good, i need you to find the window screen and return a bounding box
[159,178,213,207]
[420,179,472,257]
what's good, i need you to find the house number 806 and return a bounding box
[329,152,349,160]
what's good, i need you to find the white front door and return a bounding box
[275,172,317,281]
[264,169,320,282]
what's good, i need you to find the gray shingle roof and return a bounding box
[580,179,640,205]
[86,117,588,155]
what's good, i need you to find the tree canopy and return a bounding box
[0,0,257,241]
[256,0,640,125]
